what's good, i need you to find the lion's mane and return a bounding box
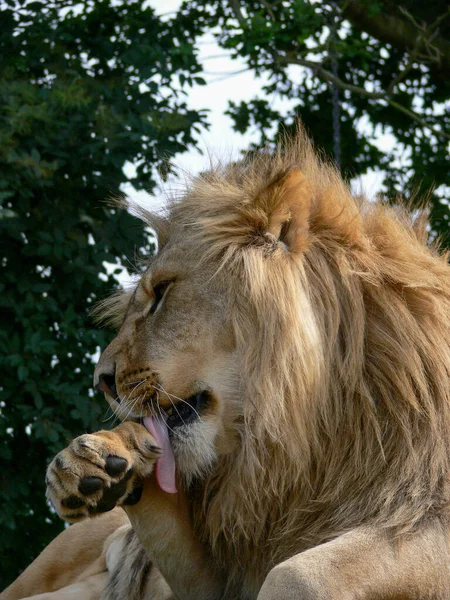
[104,129,450,596]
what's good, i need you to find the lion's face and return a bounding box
[94,239,241,482]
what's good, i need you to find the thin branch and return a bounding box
[227,0,449,141]
[397,6,450,67]
[260,0,276,21]
[386,59,415,94]
[229,0,246,28]
[207,68,250,83]
[398,6,450,36]
[385,98,447,140]
[278,54,384,99]
[386,29,424,94]
[202,53,235,61]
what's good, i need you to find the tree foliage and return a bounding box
[0,0,206,587]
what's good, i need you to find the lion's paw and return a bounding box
[46,422,161,522]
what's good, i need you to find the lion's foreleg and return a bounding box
[18,573,108,600]
[257,522,450,600]
[124,477,223,600]
[0,509,127,600]
[45,422,223,600]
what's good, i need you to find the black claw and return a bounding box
[87,478,128,515]
[105,455,128,477]
[85,476,131,515]
[55,455,64,469]
[124,468,133,481]
[145,440,162,455]
[104,478,128,502]
[79,476,103,496]
[123,485,143,506]
[62,495,85,509]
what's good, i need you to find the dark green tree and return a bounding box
[182,0,449,245]
[0,0,206,587]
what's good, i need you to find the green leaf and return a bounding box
[17,365,29,382]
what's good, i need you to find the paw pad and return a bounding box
[78,476,103,496]
[105,455,128,476]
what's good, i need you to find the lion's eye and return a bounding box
[150,281,172,315]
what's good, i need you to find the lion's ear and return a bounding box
[261,165,311,253]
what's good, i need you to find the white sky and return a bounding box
[122,0,392,211]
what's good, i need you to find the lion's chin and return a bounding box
[157,389,218,483]
[170,419,219,485]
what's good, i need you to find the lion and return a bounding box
[3,128,450,600]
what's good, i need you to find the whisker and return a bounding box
[125,379,147,401]
[101,395,122,427]
[153,383,203,422]
[102,404,115,422]
[168,396,186,426]
[154,385,186,426]
[121,393,142,423]
[154,392,177,437]
[102,409,118,424]
[125,379,147,387]
[116,379,147,422]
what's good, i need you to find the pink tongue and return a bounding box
[143,416,177,494]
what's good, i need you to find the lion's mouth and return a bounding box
[140,391,212,495]
[98,379,214,493]
[98,375,211,430]
[164,391,211,434]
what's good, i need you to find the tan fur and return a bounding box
[8,128,450,599]
[1,509,128,600]
[18,574,108,600]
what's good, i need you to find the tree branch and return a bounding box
[227,1,449,141]
[341,1,450,74]
[229,0,247,28]
[277,54,450,141]
[260,0,276,21]
[386,22,425,94]
[278,54,385,99]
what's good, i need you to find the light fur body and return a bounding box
[4,130,450,599]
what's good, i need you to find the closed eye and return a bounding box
[150,280,172,315]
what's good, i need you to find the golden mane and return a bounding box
[100,129,450,593]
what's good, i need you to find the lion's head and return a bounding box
[94,129,450,591]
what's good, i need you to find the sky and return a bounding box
[121,0,391,213]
